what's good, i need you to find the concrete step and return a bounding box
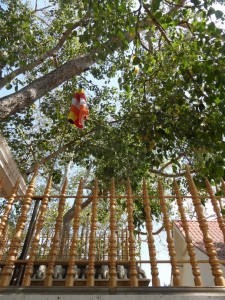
[0,286,224,300]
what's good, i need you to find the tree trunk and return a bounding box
[0,54,95,121]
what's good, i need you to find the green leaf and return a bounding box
[207,7,215,16]
[207,22,216,33]
[215,190,224,196]
[190,0,201,5]
[65,22,75,30]
[78,8,83,19]
[221,208,225,217]
[132,56,141,65]
[22,21,30,29]
[215,10,223,19]
[164,128,170,135]
[152,1,160,12]
[215,97,221,105]
[5,83,12,90]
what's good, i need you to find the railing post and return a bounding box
[86,178,99,287]
[109,178,117,287]
[205,178,225,242]
[126,179,138,287]
[158,178,180,286]
[0,170,38,287]
[65,178,83,286]
[0,178,20,242]
[186,165,225,286]
[173,179,202,286]
[22,176,52,286]
[143,179,160,287]
[44,178,68,287]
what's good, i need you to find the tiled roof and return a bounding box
[174,220,225,261]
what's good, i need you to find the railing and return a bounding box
[0,166,224,288]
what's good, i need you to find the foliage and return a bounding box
[1,0,225,195]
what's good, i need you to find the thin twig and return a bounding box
[159,152,186,172]
[143,3,172,45]
[32,5,51,13]
[136,225,165,235]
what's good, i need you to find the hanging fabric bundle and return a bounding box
[68,84,89,129]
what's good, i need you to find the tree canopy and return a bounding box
[1,0,225,188]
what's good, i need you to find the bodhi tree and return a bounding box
[1,0,225,189]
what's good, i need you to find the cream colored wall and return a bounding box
[0,133,26,196]
[173,223,225,286]
[181,247,225,286]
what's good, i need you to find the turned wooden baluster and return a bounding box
[86,178,99,286]
[22,176,52,286]
[0,178,20,242]
[44,178,68,286]
[186,166,225,286]
[205,178,225,242]
[173,179,202,286]
[143,179,160,287]
[220,178,225,194]
[117,230,120,259]
[126,179,138,287]
[125,228,129,260]
[0,170,38,287]
[79,225,84,259]
[103,230,107,260]
[158,178,180,286]
[84,219,89,259]
[109,178,117,287]
[66,178,83,286]
[98,232,102,260]
[102,231,105,260]
[121,228,124,260]
[0,224,9,260]
[106,232,110,260]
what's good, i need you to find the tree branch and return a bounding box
[25,128,96,175]
[143,3,172,45]
[0,53,95,120]
[143,3,215,101]
[0,30,133,121]
[136,225,165,235]
[159,152,186,172]
[32,5,51,13]
[24,117,123,175]
[1,3,220,121]
[0,17,89,90]
[164,0,187,15]
[149,168,198,178]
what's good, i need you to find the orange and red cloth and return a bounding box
[68,86,89,129]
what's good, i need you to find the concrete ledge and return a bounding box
[0,286,225,295]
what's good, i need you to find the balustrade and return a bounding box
[0,167,224,288]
